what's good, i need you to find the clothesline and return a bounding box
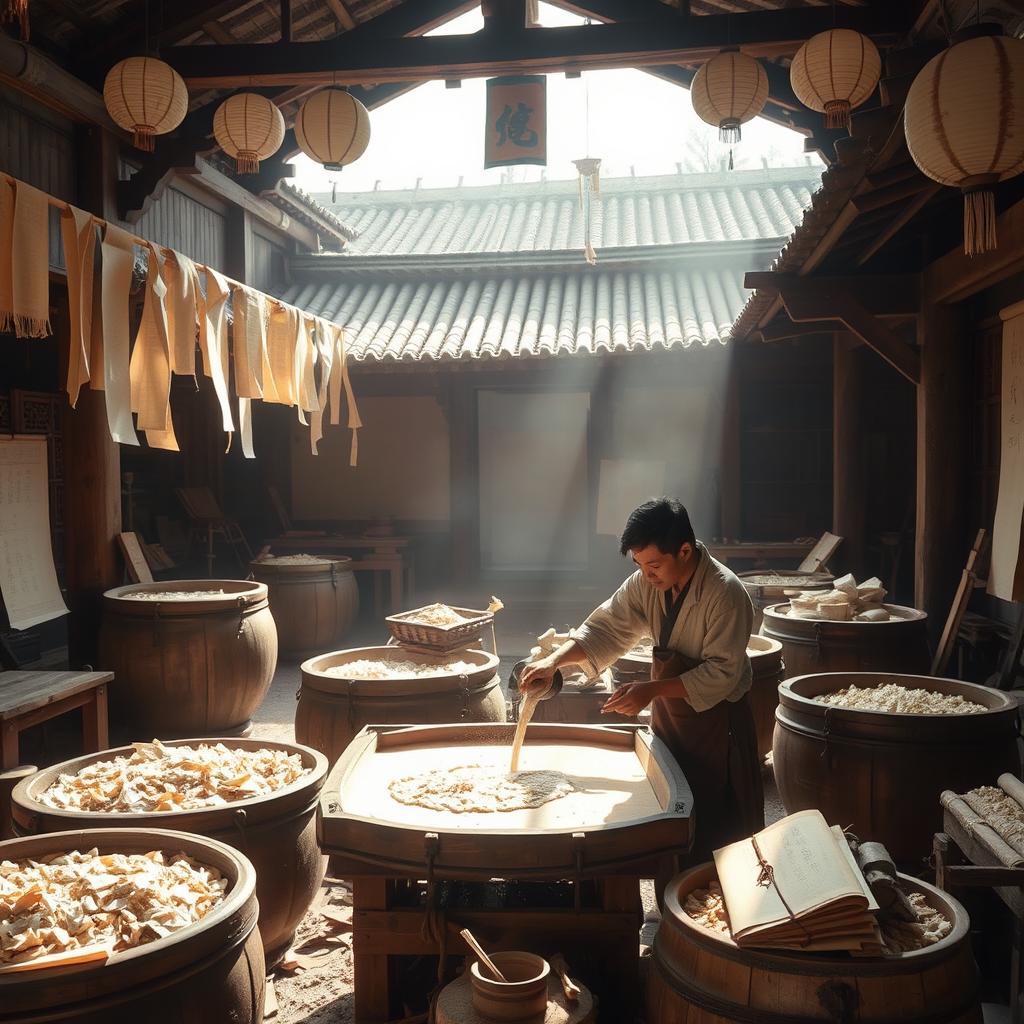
[0,172,361,465]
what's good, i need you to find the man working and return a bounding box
[519,498,764,865]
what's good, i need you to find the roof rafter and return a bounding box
[163,5,915,89]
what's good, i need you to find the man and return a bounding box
[519,498,764,866]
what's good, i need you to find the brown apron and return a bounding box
[650,646,764,865]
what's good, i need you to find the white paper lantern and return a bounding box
[295,88,370,171]
[104,56,188,152]
[790,29,881,131]
[213,93,286,174]
[691,51,768,144]
[905,32,1024,256]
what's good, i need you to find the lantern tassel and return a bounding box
[2,0,28,39]
[236,152,260,175]
[719,122,741,145]
[824,99,851,131]
[963,188,997,256]
[132,126,156,152]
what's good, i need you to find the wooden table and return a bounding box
[0,670,111,769]
[268,534,413,613]
[707,541,815,567]
[935,797,1024,1024]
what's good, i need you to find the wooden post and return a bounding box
[833,332,865,576]
[916,302,968,644]
[64,126,123,667]
[719,349,742,541]
[448,377,479,585]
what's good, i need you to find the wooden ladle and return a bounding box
[459,928,508,982]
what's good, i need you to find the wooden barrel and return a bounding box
[0,827,264,1024]
[296,647,507,765]
[11,738,327,967]
[747,634,784,760]
[648,862,982,1024]
[762,602,929,680]
[738,570,833,633]
[249,556,359,656]
[773,673,1020,865]
[100,580,278,738]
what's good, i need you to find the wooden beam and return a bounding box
[915,302,968,640]
[925,194,1024,304]
[779,286,921,384]
[759,320,836,342]
[856,182,941,266]
[849,174,935,215]
[744,272,922,318]
[165,5,913,88]
[202,20,238,44]
[833,333,866,575]
[325,0,357,31]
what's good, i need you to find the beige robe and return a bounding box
[574,543,754,712]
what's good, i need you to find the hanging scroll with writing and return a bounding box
[0,435,68,629]
[989,303,1024,601]
[484,75,546,169]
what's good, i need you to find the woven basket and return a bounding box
[385,604,494,654]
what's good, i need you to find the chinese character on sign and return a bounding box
[495,102,538,148]
[485,75,547,169]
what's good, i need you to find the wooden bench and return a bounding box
[0,670,111,837]
[0,670,111,769]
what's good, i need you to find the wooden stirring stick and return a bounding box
[550,953,581,1003]
[459,928,508,982]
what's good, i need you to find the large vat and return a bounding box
[762,602,929,679]
[249,556,359,656]
[773,672,1020,864]
[0,827,264,1024]
[648,861,981,1024]
[100,580,277,738]
[296,646,506,765]
[11,738,327,967]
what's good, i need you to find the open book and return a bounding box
[713,809,883,952]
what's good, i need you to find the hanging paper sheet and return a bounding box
[0,436,69,629]
[484,75,546,169]
[989,304,1024,601]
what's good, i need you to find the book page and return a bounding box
[714,809,867,938]
[0,436,69,629]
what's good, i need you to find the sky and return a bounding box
[291,3,821,196]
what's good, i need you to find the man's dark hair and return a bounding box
[619,498,696,556]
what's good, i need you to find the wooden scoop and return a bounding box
[550,953,581,1003]
[459,928,508,982]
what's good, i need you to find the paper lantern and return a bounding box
[905,32,1024,256]
[295,89,370,171]
[790,29,880,130]
[691,51,768,144]
[213,93,286,174]
[103,56,188,152]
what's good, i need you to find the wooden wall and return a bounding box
[122,184,227,269]
[252,231,287,293]
[0,86,76,269]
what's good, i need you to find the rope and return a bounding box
[751,835,813,946]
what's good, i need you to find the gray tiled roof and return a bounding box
[279,264,747,362]
[280,166,820,363]
[314,166,820,258]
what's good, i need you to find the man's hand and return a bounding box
[518,655,559,697]
[601,680,658,717]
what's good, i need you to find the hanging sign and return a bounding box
[484,75,546,169]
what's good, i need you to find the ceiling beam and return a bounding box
[856,182,941,266]
[744,271,921,318]
[779,285,921,384]
[925,194,1024,304]
[325,0,357,32]
[164,5,913,89]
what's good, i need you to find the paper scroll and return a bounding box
[0,436,69,629]
[989,304,1024,601]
